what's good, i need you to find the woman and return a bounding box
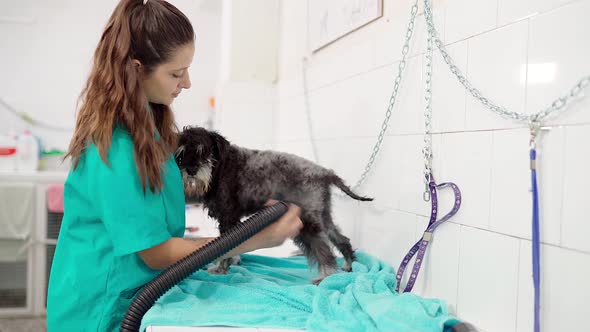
[46,1,303,330]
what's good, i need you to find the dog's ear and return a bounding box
[210,131,229,161]
[174,145,185,158]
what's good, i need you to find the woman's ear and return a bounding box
[131,59,143,73]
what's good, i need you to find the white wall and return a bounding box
[0,0,222,151]
[272,0,590,331]
[213,0,280,149]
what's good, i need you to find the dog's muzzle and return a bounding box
[181,163,212,198]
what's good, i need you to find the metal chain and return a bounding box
[352,0,421,190]
[422,15,435,201]
[423,0,590,124]
[302,0,420,192]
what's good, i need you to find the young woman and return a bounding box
[46,1,302,330]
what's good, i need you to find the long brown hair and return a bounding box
[66,0,194,192]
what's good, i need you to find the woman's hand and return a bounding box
[146,200,304,269]
[256,199,303,248]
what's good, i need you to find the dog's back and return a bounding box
[236,148,371,210]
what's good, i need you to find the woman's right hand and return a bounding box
[256,199,303,248]
[169,200,304,265]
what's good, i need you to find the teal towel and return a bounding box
[141,250,460,331]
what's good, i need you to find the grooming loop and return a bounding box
[396,179,461,293]
[397,19,463,292]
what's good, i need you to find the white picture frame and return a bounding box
[307,0,384,52]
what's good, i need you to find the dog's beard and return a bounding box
[182,161,213,198]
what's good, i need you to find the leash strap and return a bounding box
[396,179,462,293]
[531,148,541,332]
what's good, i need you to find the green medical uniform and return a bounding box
[47,127,185,331]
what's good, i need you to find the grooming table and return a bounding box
[147,327,303,331]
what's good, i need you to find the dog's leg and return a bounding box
[321,196,355,272]
[323,212,355,272]
[294,213,338,285]
[208,214,241,275]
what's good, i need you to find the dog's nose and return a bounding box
[187,168,197,176]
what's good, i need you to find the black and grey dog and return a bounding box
[175,126,373,284]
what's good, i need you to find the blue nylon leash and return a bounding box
[530,123,541,332]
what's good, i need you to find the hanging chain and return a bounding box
[302,0,588,198]
[422,13,435,201]
[349,0,420,190]
[423,0,589,124]
[302,0,420,192]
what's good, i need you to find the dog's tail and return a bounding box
[330,175,373,201]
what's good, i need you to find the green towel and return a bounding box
[141,251,460,331]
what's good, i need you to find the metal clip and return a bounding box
[423,188,431,202]
[529,119,541,149]
[423,174,431,202]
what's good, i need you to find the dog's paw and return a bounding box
[342,263,352,272]
[230,256,241,265]
[311,277,325,286]
[207,264,230,275]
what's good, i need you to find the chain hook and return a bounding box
[529,117,541,149]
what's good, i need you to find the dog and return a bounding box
[175,126,373,284]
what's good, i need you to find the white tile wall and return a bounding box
[439,132,493,229]
[516,240,590,331]
[358,208,418,270]
[430,41,468,134]
[456,226,520,332]
[412,218,461,314]
[305,65,418,140]
[465,20,529,131]
[444,0,498,43]
[526,0,590,125]
[489,129,532,239]
[561,125,590,253]
[497,0,580,27]
[536,126,566,246]
[223,0,590,331]
[388,56,425,136]
[360,136,404,211]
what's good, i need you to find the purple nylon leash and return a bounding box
[396,178,462,293]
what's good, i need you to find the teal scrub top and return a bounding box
[46,127,186,331]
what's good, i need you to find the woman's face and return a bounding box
[141,42,195,106]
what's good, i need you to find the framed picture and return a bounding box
[308,0,384,52]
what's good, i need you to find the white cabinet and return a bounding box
[0,171,67,317]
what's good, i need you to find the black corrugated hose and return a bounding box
[120,201,289,332]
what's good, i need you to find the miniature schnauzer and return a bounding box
[175,126,373,284]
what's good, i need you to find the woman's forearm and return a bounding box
[141,235,265,270]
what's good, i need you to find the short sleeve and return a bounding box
[89,132,172,256]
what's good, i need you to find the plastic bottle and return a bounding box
[16,129,39,171]
[0,131,18,171]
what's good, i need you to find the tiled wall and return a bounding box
[270,0,590,331]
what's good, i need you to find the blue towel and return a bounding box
[141,251,460,331]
